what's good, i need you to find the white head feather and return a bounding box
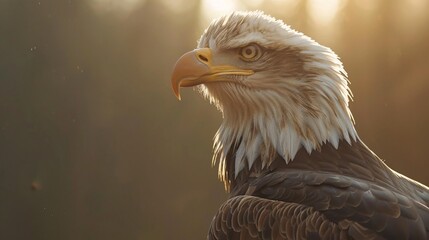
[196,11,358,182]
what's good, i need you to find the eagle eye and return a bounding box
[239,44,262,62]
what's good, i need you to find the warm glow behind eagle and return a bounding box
[171,11,429,240]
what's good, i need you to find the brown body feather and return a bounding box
[208,140,429,239]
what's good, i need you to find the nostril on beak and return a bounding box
[197,54,209,63]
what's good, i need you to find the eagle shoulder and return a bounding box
[211,140,429,239]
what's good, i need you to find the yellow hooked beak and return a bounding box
[171,48,254,100]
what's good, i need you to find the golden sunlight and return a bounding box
[200,0,240,24]
[355,0,379,12]
[307,0,345,25]
[270,0,300,7]
[265,0,300,15]
[246,0,264,8]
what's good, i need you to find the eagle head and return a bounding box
[171,11,357,183]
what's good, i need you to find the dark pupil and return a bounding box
[245,48,253,56]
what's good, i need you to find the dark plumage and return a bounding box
[209,140,429,239]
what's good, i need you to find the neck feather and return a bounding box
[211,73,358,185]
[204,40,358,185]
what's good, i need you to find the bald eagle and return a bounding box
[171,11,429,239]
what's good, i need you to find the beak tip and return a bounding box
[172,84,181,100]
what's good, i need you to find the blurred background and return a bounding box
[1,0,428,239]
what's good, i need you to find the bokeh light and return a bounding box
[200,0,240,24]
[355,0,379,12]
[246,0,264,7]
[307,0,345,25]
